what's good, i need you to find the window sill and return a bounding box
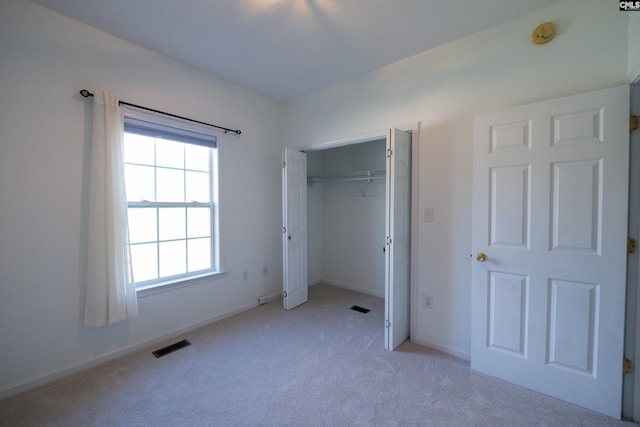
[136,270,228,298]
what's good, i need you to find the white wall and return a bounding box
[0,0,283,396]
[283,0,629,359]
[307,141,386,297]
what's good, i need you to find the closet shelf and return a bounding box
[307,170,385,184]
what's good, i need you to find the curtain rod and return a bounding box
[79,89,241,135]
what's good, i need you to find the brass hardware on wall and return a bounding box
[631,115,639,132]
[532,22,556,45]
[628,238,637,254]
[624,358,633,374]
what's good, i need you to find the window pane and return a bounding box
[159,240,186,277]
[130,243,158,282]
[125,164,155,202]
[185,144,210,171]
[186,171,210,202]
[188,238,211,272]
[158,207,186,241]
[124,133,155,165]
[124,111,220,289]
[156,167,184,202]
[187,207,211,238]
[128,207,157,243]
[156,138,184,169]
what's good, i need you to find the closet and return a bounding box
[282,127,413,350]
[306,139,387,298]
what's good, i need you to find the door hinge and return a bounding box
[628,237,637,254]
[387,148,393,158]
[283,290,287,298]
[282,226,287,234]
[624,358,633,374]
[282,160,286,168]
[631,115,639,132]
[385,320,391,328]
[386,236,392,245]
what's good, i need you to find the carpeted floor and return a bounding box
[0,283,635,426]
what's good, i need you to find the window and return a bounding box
[123,109,220,290]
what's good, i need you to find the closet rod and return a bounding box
[79,89,242,135]
[307,169,385,184]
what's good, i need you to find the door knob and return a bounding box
[475,252,487,262]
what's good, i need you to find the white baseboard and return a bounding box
[410,337,470,362]
[0,296,274,400]
[318,279,385,299]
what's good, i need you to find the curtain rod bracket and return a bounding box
[78,89,241,135]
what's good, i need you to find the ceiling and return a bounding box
[30,0,565,102]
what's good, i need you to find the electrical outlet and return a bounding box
[242,271,248,282]
[423,294,433,309]
[262,266,268,276]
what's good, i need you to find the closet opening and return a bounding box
[306,139,387,300]
[283,127,415,350]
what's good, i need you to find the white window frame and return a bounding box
[122,106,223,292]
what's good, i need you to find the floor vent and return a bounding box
[152,339,191,358]
[350,305,371,314]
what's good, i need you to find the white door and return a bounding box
[282,149,308,310]
[471,85,629,418]
[385,128,412,350]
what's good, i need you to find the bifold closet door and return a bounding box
[385,128,411,350]
[282,149,308,310]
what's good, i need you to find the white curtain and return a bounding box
[84,90,138,327]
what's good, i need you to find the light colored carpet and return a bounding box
[0,283,634,426]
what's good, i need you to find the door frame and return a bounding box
[299,123,421,343]
[629,81,640,421]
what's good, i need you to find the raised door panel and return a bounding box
[550,160,602,254]
[490,120,532,153]
[490,165,530,248]
[551,109,603,146]
[547,279,599,376]
[488,271,529,357]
